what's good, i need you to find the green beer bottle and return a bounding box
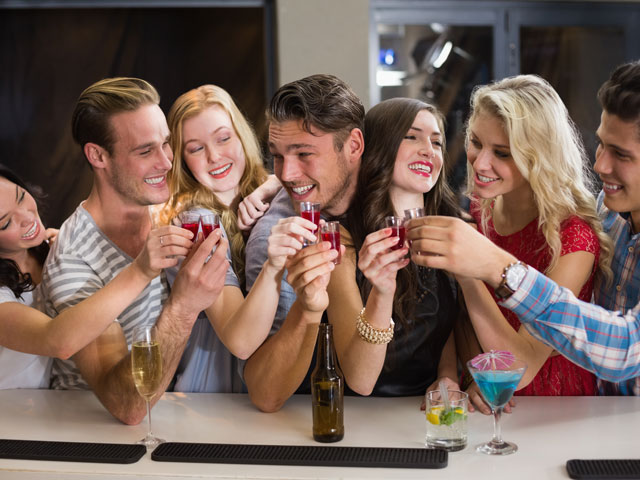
[311,323,344,442]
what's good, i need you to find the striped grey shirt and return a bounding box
[41,204,169,389]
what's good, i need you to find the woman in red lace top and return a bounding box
[460,75,613,404]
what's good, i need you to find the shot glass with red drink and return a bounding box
[320,221,341,265]
[200,213,220,239]
[384,216,406,251]
[300,202,321,247]
[404,207,425,253]
[178,211,201,241]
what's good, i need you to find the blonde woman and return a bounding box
[460,75,612,400]
[157,85,304,393]
[163,84,280,284]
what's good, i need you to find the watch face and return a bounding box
[505,263,527,290]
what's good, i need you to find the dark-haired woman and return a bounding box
[0,165,179,388]
[326,98,462,396]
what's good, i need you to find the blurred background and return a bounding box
[1,0,639,227]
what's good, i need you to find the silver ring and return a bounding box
[160,236,164,246]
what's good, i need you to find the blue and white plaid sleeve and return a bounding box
[501,267,640,382]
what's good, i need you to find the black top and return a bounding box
[294,264,458,397]
[356,265,458,396]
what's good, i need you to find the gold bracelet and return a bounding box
[356,307,394,344]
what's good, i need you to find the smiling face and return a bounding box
[181,105,246,206]
[594,110,640,230]
[105,103,173,207]
[467,112,530,200]
[0,177,46,257]
[269,120,356,215]
[390,110,444,197]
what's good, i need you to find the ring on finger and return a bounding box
[160,236,164,246]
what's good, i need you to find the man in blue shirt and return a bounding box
[407,60,640,389]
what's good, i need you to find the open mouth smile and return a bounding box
[144,175,166,186]
[209,164,232,178]
[22,221,39,240]
[409,162,433,177]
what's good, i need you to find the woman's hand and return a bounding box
[238,175,282,232]
[265,216,318,272]
[466,380,516,414]
[358,228,410,296]
[133,225,195,280]
[421,376,460,410]
[45,228,59,246]
[285,241,340,313]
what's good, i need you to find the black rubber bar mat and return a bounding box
[0,439,146,464]
[567,459,640,479]
[152,442,448,469]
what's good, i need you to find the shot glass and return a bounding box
[200,213,220,239]
[404,207,425,220]
[320,221,341,265]
[178,211,201,240]
[425,390,468,451]
[384,216,406,251]
[404,207,425,253]
[300,202,321,247]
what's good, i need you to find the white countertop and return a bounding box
[0,390,637,479]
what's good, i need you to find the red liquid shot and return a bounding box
[301,210,321,228]
[301,210,321,247]
[390,226,406,251]
[182,222,199,240]
[201,223,220,239]
[321,231,341,265]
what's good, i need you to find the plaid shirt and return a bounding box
[502,267,640,394]
[594,192,640,394]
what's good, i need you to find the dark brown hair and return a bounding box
[346,97,460,327]
[267,74,364,149]
[0,164,49,298]
[597,61,640,139]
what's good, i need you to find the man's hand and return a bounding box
[285,241,338,313]
[167,229,230,327]
[133,225,193,280]
[406,216,516,287]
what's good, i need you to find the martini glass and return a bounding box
[466,351,527,455]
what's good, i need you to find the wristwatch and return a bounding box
[494,261,528,300]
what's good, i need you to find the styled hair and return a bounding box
[162,85,267,283]
[346,97,461,327]
[597,60,640,140]
[267,74,364,149]
[466,74,612,277]
[0,164,49,298]
[71,77,160,156]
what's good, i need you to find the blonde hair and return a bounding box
[466,74,612,279]
[72,77,160,156]
[162,85,267,283]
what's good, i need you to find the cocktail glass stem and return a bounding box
[492,407,503,444]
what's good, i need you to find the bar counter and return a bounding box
[0,390,638,479]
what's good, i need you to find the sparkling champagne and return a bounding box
[311,323,344,442]
[131,341,162,401]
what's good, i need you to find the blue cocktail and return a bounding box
[467,352,527,455]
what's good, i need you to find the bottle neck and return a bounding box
[316,323,336,370]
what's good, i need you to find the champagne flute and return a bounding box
[131,325,165,448]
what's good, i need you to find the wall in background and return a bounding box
[275,0,371,109]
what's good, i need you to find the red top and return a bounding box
[471,203,600,396]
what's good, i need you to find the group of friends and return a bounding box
[0,59,639,425]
